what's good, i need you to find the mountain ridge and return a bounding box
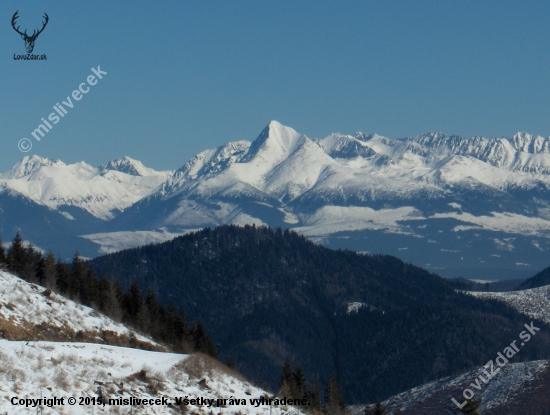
[4,121,550,277]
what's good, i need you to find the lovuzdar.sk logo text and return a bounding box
[11,10,48,60]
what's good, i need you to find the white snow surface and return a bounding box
[80,230,196,254]
[467,285,550,325]
[0,155,172,220]
[10,123,550,253]
[0,270,304,414]
[0,270,156,347]
[0,341,304,414]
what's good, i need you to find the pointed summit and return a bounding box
[241,121,305,164]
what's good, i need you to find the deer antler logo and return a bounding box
[11,11,49,54]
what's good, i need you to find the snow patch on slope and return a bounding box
[295,206,425,236]
[467,285,550,325]
[433,211,550,236]
[80,230,195,254]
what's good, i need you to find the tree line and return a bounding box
[0,233,218,359]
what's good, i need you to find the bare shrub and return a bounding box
[36,353,46,369]
[5,367,27,382]
[127,369,149,383]
[176,353,246,382]
[54,369,70,391]
[59,352,79,365]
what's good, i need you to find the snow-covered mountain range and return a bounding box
[0,155,172,220]
[3,121,550,278]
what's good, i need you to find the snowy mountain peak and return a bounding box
[511,132,550,154]
[0,155,65,179]
[101,156,163,177]
[241,120,305,164]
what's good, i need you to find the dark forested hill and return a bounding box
[517,266,550,290]
[89,225,550,404]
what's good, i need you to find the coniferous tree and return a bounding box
[293,365,307,399]
[56,256,70,294]
[226,356,237,371]
[0,238,7,268]
[173,309,189,352]
[164,302,178,345]
[457,397,482,414]
[279,359,295,398]
[204,335,218,360]
[124,281,143,324]
[80,267,99,307]
[40,251,58,289]
[136,299,151,333]
[7,232,27,275]
[23,243,41,282]
[373,400,386,415]
[324,376,346,415]
[103,279,123,322]
[145,288,166,340]
[70,251,87,300]
[190,321,218,359]
[307,378,322,412]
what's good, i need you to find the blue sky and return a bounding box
[2,0,550,172]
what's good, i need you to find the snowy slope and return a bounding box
[119,122,550,232]
[0,270,305,414]
[467,285,550,325]
[0,155,172,220]
[0,270,157,348]
[0,341,304,415]
[350,360,550,415]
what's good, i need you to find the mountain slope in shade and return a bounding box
[89,225,550,404]
[351,360,550,415]
[0,184,102,258]
[517,265,550,289]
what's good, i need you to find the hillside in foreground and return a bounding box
[0,270,158,349]
[0,269,304,415]
[0,341,302,415]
